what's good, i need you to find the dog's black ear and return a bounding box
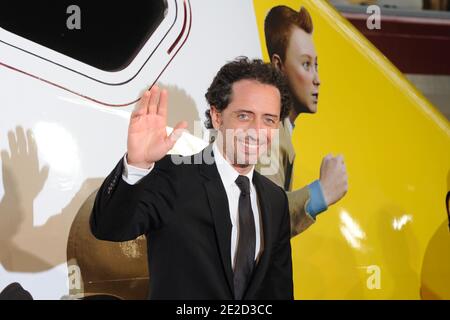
[0,282,33,300]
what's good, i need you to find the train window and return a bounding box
[0,1,168,72]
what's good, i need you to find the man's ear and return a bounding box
[210,106,221,130]
[271,54,284,71]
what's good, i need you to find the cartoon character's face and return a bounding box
[278,26,321,115]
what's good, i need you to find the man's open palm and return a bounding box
[127,86,187,169]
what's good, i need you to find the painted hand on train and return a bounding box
[319,154,348,207]
[1,127,49,200]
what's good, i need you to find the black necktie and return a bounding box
[233,175,256,300]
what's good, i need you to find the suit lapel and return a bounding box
[282,118,295,164]
[281,118,295,191]
[199,145,234,296]
[198,144,276,299]
[244,172,274,299]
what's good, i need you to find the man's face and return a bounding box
[279,26,320,114]
[210,79,281,167]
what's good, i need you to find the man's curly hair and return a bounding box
[204,57,291,129]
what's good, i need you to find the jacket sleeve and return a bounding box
[90,155,179,242]
[287,187,315,238]
[257,165,316,238]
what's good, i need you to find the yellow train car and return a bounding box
[0,0,448,299]
[253,0,450,299]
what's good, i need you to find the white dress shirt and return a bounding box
[122,142,263,269]
[284,117,294,135]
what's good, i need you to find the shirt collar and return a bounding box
[212,141,254,188]
[284,117,294,135]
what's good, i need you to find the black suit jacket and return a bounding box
[90,144,293,300]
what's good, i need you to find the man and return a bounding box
[90,58,293,299]
[258,6,348,236]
